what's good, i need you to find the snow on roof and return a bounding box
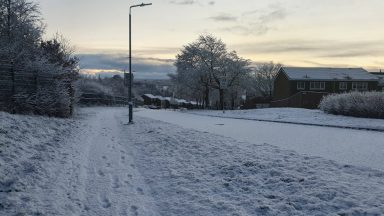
[143,94,157,99]
[177,99,187,103]
[281,67,379,81]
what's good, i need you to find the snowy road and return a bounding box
[136,109,384,171]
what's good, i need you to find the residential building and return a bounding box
[272,67,379,108]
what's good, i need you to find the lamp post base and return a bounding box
[129,103,133,123]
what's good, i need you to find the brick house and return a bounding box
[272,67,379,108]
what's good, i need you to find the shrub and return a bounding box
[12,81,71,118]
[319,91,384,119]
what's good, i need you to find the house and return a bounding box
[370,72,384,91]
[272,67,379,108]
[142,94,157,106]
[160,97,171,109]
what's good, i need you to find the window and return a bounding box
[310,82,325,90]
[352,82,368,91]
[297,82,305,90]
[339,82,347,90]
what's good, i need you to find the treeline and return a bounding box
[0,0,78,117]
[170,35,281,109]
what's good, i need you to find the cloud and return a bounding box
[235,39,384,58]
[169,0,196,5]
[78,53,176,79]
[169,0,215,6]
[208,13,237,22]
[219,5,288,36]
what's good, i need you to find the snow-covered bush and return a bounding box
[13,81,71,118]
[319,91,384,119]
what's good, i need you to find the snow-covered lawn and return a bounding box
[2,107,384,215]
[137,109,384,171]
[186,108,384,131]
[130,117,384,215]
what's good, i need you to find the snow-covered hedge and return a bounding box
[13,81,71,118]
[319,91,384,119]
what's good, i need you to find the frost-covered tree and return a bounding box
[173,35,250,109]
[210,51,251,109]
[0,0,43,62]
[248,62,281,98]
[0,0,79,117]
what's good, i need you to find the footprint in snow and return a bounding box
[130,205,139,216]
[98,170,105,176]
[112,176,120,189]
[100,196,111,208]
[137,187,144,195]
[121,156,126,164]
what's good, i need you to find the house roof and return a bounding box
[281,67,379,81]
[142,94,157,99]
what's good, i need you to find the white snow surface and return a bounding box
[137,109,384,171]
[1,109,157,216]
[2,107,384,215]
[186,108,384,131]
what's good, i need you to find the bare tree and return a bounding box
[250,61,282,98]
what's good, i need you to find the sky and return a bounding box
[38,0,384,79]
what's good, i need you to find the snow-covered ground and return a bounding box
[186,108,384,131]
[136,109,384,171]
[1,108,156,215]
[2,107,384,215]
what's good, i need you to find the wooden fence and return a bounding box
[271,91,327,109]
[78,92,128,106]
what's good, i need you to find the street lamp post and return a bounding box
[129,2,152,123]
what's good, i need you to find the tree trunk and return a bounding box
[219,88,224,110]
[204,86,209,109]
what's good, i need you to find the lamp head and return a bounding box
[140,3,152,7]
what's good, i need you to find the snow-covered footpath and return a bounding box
[2,107,384,215]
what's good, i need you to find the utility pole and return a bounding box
[7,0,11,42]
[128,2,152,123]
[129,11,132,123]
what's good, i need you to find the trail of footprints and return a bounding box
[95,151,145,214]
